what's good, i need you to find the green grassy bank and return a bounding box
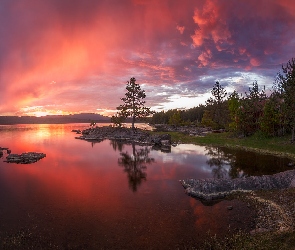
[168,131,295,160]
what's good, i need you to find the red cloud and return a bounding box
[0,0,295,115]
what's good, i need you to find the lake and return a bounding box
[0,124,292,249]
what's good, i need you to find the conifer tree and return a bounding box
[275,58,295,142]
[206,81,227,128]
[113,77,153,129]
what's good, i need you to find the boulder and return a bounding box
[151,134,171,146]
[180,169,295,201]
[5,152,46,164]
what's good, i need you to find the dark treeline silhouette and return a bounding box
[0,113,109,125]
[150,58,295,141]
[150,106,205,126]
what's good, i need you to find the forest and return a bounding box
[150,58,295,142]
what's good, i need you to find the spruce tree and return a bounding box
[114,77,153,129]
[275,58,295,142]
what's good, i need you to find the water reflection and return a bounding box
[205,146,231,179]
[110,140,125,152]
[118,142,155,192]
[205,146,293,179]
[94,140,156,192]
[152,144,171,153]
[86,137,293,186]
[0,124,294,248]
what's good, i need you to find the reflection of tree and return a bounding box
[228,154,245,179]
[110,140,125,152]
[205,146,233,179]
[227,149,291,177]
[118,143,154,192]
[205,146,292,179]
[86,139,103,148]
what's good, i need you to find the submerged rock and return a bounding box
[180,169,295,201]
[5,152,46,164]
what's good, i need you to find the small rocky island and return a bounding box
[180,169,295,201]
[0,147,46,164]
[74,126,173,150]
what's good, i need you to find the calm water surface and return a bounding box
[0,124,292,249]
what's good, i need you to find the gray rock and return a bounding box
[180,169,295,201]
[152,124,211,136]
[76,127,172,147]
[151,134,171,146]
[5,152,46,164]
[290,177,295,188]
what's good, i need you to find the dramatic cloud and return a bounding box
[0,0,294,116]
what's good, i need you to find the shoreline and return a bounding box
[160,129,295,161]
[2,124,295,247]
[153,126,295,245]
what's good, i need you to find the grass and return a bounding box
[166,131,295,160]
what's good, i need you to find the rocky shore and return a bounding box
[74,126,173,150]
[0,147,46,164]
[153,124,213,136]
[180,169,295,201]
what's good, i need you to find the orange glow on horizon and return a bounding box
[0,0,294,115]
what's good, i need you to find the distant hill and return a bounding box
[0,113,111,125]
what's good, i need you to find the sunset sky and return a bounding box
[1,0,295,117]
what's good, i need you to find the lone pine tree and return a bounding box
[113,77,153,129]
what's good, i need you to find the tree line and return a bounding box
[150,58,295,141]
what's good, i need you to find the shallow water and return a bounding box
[0,124,292,248]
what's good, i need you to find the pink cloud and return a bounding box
[176,25,185,34]
[250,58,261,67]
[198,49,213,67]
[0,0,295,115]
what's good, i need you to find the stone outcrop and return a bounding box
[152,124,213,136]
[5,152,46,164]
[0,147,11,158]
[75,126,172,148]
[180,169,295,201]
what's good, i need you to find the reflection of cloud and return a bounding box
[172,144,207,156]
[162,154,174,163]
[150,144,213,180]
